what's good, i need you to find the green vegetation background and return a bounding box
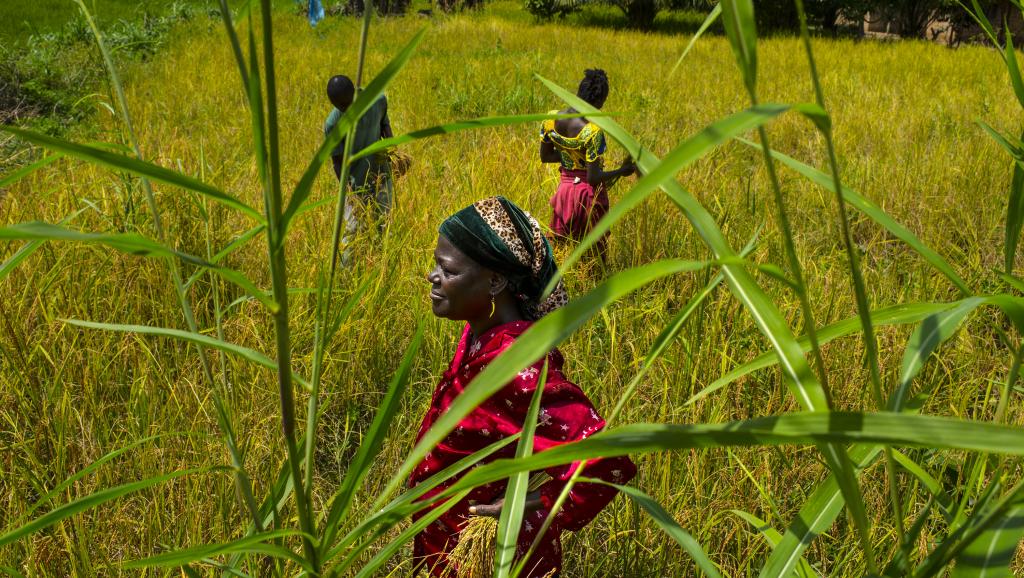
[1,0,1021,576]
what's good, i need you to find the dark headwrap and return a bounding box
[439,196,569,319]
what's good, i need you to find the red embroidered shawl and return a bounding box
[409,321,636,577]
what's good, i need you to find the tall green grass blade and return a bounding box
[431,413,1024,504]
[583,479,723,578]
[319,323,425,554]
[730,510,816,578]
[0,153,62,189]
[324,436,520,564]
[890,450,954,520]
[62,320,306,387]
[607,226,758,426]
[0,467,224,548]
[216,0,249,93]
[538,96,791,287]
[1003,22,1024,110]
[281,28,428,231]
[977,120,1023,156]
[893,297,985,411]
[720,0,757,93]
[670,3,722,76]
[18,432,188,520]
[0,222,180,258]
[1006,143,1024,273]
[255,0,319,568]
[759,445,882,578]
[351,112,608,163]
[537,78,830,414]
[0,209,85,281]
[887,498,939,576]
[949,490,1024,578]
[0,223,275,311]
[0,224,275,309]
[0,126,263,223]
[348,490,472,578]
[916,483,1024,578]
[740,139,971,295]
[962,0,1000,48]
[494,362,548,578]
[123,530,314,572]
[185,224,266,289]
[690,301,956,405]
[377,259,710,511]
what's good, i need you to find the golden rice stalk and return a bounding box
[447,515,498,578]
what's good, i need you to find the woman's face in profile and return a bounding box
[426,235,491,321]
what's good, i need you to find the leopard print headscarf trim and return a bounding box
[471,197,569,318]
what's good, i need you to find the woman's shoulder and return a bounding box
[579,122,604,140]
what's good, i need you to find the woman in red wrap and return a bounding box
[540,69,635,258]
[410,196,637,577]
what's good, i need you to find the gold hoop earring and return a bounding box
[489,295,496,319]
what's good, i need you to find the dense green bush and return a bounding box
[524,0,578,20]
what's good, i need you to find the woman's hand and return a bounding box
[618,159,637,177]
[468,491,544,518]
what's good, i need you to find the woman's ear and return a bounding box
[489,273,509,296]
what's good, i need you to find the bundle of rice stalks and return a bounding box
[445,474,553,578]
[446,515,499,578]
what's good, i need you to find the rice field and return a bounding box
[1,1,1023,576]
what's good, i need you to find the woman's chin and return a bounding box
[430,301,449,318]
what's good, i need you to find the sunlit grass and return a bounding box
[1,1,1022,575]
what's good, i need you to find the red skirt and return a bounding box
[549,168,608,240]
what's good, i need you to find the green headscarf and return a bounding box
[439,196,568,319]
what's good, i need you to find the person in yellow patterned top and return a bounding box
[539,69,635,258]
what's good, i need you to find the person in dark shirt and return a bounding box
[324,74,395,261]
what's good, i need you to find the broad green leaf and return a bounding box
[893,297,986,411]
[0,126,262,223]
[671,3,722,76]
[62,319,306,388]
[0,467,223,548]
[495,362,548,578]
[319,323,425,554]
[376,259,711,506]
[545,100,790,289]
[537,78,830,415]
[282,28,428,231]
[585,479,723,578]
[740,140,971,295]
[690,301,956,406]
[720,0,758,94]
[0,222,276,311]
[123,530,313,573]
[731,510,817,578]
